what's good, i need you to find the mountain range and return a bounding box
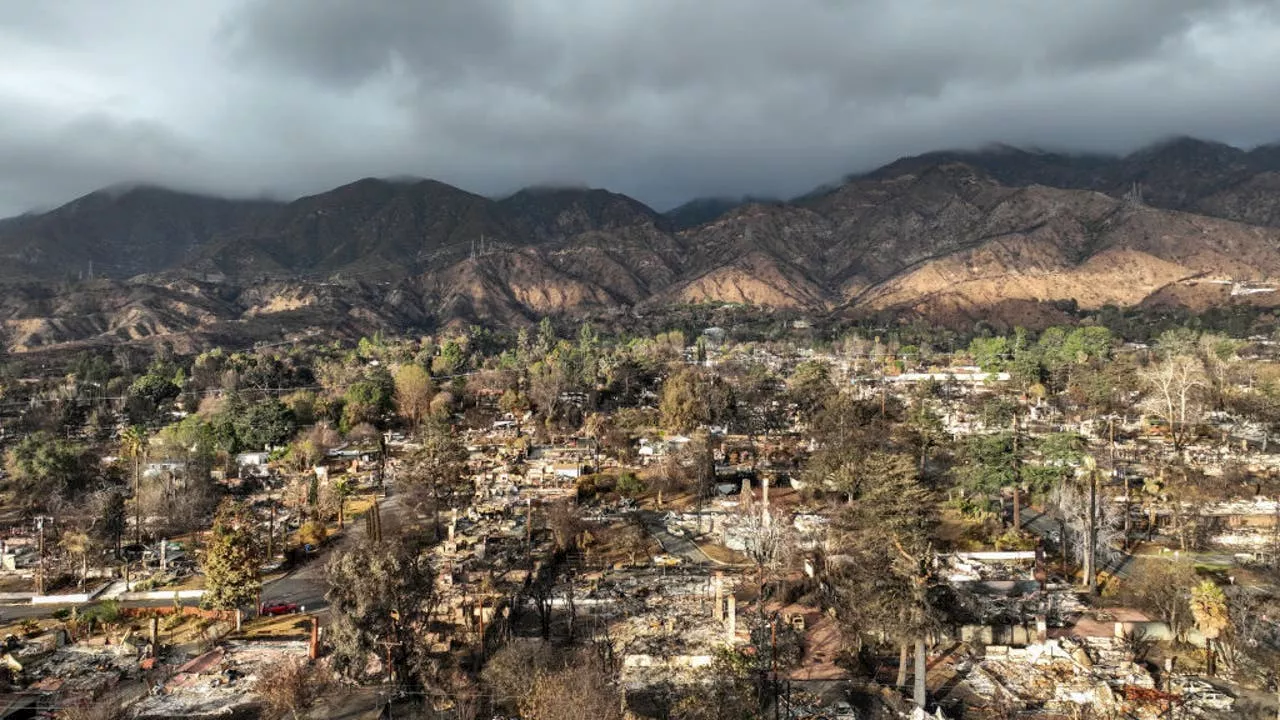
[5,136,1280,353]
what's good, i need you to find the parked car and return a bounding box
[260,602,300,616]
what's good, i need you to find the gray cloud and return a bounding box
[0,0,1278,215]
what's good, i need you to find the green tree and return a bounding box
[201,501,261,613]
[125,372,180,422]
[431,338,468,376]
[234,399,296,451]
[535,317,557,357]
[660,367,732,433]
[392,363,434,432]
[120,426,146,506]
[903,404,947,474]
[340,368,395,433]
[4,432,92,506]
[967,336,1011,371]
[152,416,218,477]
[826,452,942,706]
[955,434,1017,515]
[978,396,1018,429]
[331,477,354,529]
[404,420,469,536]
[787,360,834,423]
[1059,326,1113,365]
[526,344,580,425]
[325,536,438,686]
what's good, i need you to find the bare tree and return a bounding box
[481,638,563,706]
[1140,354,1206,452]
[1051,472,1123,591]
[255,657,332,720]
[527,574,555,641]
[732,494,792,583]
[1120,559,1197,642]
[518,650,622,720]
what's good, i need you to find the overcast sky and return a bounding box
[1,0,1278,215]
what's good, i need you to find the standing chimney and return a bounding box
[713,573,724,620]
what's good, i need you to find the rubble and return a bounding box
[952,637,1235,719]
[129,640,308,719]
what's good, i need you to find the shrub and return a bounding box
[575,474,600,500]
[83,600,122,627]
[993,529,1036,551]
[298,521,327,549]
[616,472,644,497]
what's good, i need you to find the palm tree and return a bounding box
[120,426,147,542]
[332,477,353,530]
[1190,580,1230,676]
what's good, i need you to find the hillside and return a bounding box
[5,139,1280,351]
[0,185,278,279]
[862,137,1280,227]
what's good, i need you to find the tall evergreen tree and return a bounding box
[201,501,261,612]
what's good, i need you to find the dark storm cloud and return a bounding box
[1,0,1279,215]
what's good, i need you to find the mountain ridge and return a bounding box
[5,137,1280,352]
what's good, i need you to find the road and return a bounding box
[1018,507,1136,580]
[638,510,711,565]
[0,492,406,621]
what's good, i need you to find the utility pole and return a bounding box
[1011,412,1022,530]
[771,617,780,720]
[381,637,397,684]
[266,500,275,563]
[34,516,50,596]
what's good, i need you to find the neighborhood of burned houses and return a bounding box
[0,324,1277,718]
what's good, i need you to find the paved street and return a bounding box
[0,491,407,622]
[638,510,711,565]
